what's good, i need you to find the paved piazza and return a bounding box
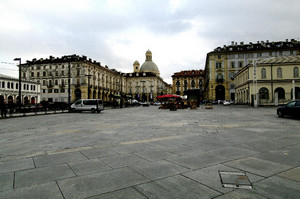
[0,105,300,198]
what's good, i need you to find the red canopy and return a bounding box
[157,94,181,99]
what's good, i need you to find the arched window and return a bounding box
[294,67,299,78]
[191,80,195,89]
[277,67,282,78]
[259,87,269,99]
[261,68,266,79]
[275,87,285,99]
[7,82,10,89]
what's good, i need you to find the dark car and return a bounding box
[277,100,300,118]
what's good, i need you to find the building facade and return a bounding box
[204,39,300,102]
[172,70,205,100]
[21,50,171,103]
[234,55,300,106]
[126,50,171,101]
[21,55,126,103]
[0,73,40,104]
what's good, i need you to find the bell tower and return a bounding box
[145,49,152,61]
[133,60,140,73]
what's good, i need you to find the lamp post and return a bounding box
[86,74,92,99]
[14,58,21,106]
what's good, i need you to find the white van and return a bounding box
[71,99,104,113]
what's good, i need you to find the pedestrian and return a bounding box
[8,100,14,116]
[0,98,7,118]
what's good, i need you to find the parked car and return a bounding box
[223,100,231,106]
[154,101,161,106]
[140,102,150,107]
[277,100,300,118]
[70,99,104,113]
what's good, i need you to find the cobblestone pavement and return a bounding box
[0,105,300,198]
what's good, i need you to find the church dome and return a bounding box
[140,50,160,75]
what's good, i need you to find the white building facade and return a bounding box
[0,73,41,104]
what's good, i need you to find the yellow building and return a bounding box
[234,55,300,106]
[204,39,300,102]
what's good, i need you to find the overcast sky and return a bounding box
[1,0,300,84]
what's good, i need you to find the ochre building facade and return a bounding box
[204,39,300,102]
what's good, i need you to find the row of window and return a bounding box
[260,67,299,79]
[217,60,255,69]
[42,89,65,93]
[0,81,37,91]
[29,70,66,78]
[259,87,299,99]
[31,64,66,70]
[227,51,294,59]
[42,79,66,86]
[175,80,203,86]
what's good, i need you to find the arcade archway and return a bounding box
[215,85,225,100]
[75,89,81,101]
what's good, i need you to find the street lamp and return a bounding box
[14,58,21,106]
[85,74,92,99]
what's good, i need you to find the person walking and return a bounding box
[0,98,7,118]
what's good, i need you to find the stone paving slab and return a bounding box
[0,158,34,174]
[130,160,189,180]
[34,151,88,167]
[68,159,112,175]
[224,157,292,177]
[87,187,147,199]
[183,164,263,194]
[209,145,260,160]
[15,164,76,189]
[277,166,300,182]
[80,147,119,159]
[252,176,300,199]
[0,172,13,192]
[100,154,149,169]
[0,181,63,199]
[110,143,154,154]
[168,152,231,170]
[134,148,178,161]
[214,189,268,199]
[57,167,149,199]
[135,175,220,199]
[253,147,300,167]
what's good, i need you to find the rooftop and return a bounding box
[172,70,204,77]
[212,39,300,53]
[257,55,300,64]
